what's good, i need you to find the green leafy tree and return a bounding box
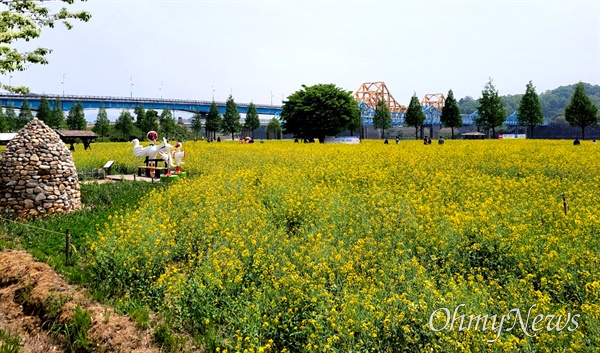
[244,102,260,138]
[190,110,203,139]
[221,95,242,140]
[145,109,159,137]
[0,107,8,133]
[5,103,18,132]
[134,105,158,137]
[346,108,361,137]
[458,96,479,114]
[50,99,65,129]
[66,102,86,130]
[113,110,135,141]
[267,117,282,140]
[92,104,110,141]
[373,98,392,138]
[134,105,145,129]
[205,102,222,139]
[169,124,193,142]
[565,82,599,140]
[440,89,462,139]
[404,94,425,139]
[159,107,177,140]
[476,78,506,138]
[17,99,34,130]
[0,1,91,93]
[280,83,360,143]
[36,96,52,125]
[517,81,544,139]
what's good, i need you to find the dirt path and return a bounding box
[0,250,160,352]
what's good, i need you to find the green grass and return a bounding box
[1,180,161,286]
[0,329,21,353]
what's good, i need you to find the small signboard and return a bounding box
[498,134,526,139]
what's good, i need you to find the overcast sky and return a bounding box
[5,0,600,108]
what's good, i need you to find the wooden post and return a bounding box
[65,229,70,265]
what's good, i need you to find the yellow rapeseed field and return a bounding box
[75,139,599,352]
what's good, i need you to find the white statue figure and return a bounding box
[132,137,172,177]
[157,139,176,176]
[131,138,166,159]
[172,141,186,174]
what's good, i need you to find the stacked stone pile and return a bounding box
[0,118,82,216]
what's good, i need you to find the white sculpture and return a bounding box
[172,141,185,174]
[158,139,176,176]
[131,138,166,159]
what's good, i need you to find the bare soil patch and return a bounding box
[0,250,159,352]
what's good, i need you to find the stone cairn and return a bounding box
[0,118,82,216]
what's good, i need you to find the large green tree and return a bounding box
[205,102,222,140]
[267,117,282,140]
[280,84,360,143]
[36,96,52,125]
[145,109,159,136]
[159,107,177,140]
[517,81,544,138]
[373,98,391,138]
[113,110,135,141]
[134,105,158,136]
[404,94,425,139]
[0,1,91,93]
[0,107,8,133]
[458,96,479,114]
[221,95,242,140]
[190,111,203,139]
[17,99,34,130]
[565,82,598,140]
[92,104,110,141]
[244,102,260,138]
[50,99,65,129]
[440,89,462,139]
[475,78,506,138]
[134,104,145,129]
[66,101,86,130]
[5,103,17,132]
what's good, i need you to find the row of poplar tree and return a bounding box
[373,79,598,139]
[0,96,87,133]
[96,95,275,142]
[96,104,189,142]
[188,95,278,140]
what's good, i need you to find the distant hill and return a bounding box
[457,82,600,122]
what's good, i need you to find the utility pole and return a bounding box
[61,73,66,97]
[268,90,273,106]
[212,84,215,101]
[130,76,134,98]
[160,81,165,99]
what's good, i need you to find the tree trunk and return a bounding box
[491,127,496,139]
[582,127,585,140]
[530,125,535,139]
[415,127,418,140]
[451,127,455,139]
[231,132,234,140]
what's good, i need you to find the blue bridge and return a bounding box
[358,102,548,126]
[0,92,549,127]
[0,93,282,116]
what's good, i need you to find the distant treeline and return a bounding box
[457,82,600,122]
